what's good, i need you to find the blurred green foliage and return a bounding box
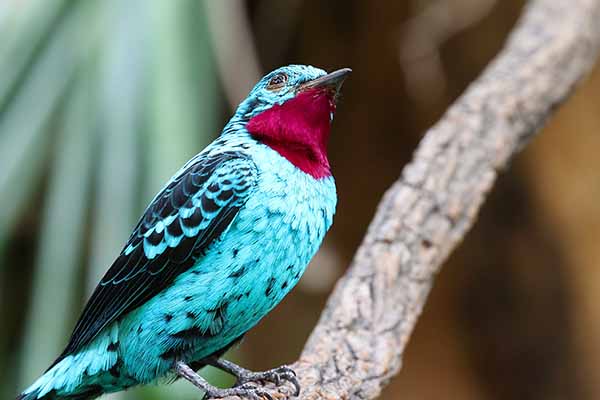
[0,1,235,398]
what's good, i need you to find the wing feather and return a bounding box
[52,151,257,366]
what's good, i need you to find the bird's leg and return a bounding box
[175,361,275,400]
[206,358,300,396]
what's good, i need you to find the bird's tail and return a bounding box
[16,352,109,400]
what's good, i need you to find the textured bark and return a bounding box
[225,0,600,398]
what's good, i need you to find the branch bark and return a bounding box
[227,0,600,398]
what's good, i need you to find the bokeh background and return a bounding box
[1,0,600,399]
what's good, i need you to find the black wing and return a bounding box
[54,150,257,364]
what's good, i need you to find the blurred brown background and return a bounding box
[2,0,600,399]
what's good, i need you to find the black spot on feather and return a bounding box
[164,314,173,322]
[265,277,276,297]
[201,195,219,214]
[172,326,206,340]
[207,183,220,193]
[167,219,183,237]
[205,301,228,335]
[186,311,197,319]
[182,207,202,228]
[109,358,123,378]
[107,341,119,352]
[147,229,163,246]
[228,265,246,278]
[218,189,233,202]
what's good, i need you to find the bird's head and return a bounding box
[232,65,351,179]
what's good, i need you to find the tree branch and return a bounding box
[225,0,600,398]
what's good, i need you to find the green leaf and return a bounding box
[0,0,71,114]
[144,0,219,200]
[0,0,102,258]
[87,0,145,288]
[19,68,98,387]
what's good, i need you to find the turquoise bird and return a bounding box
[17,65,350,400]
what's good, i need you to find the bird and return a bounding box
[17,64,351,400]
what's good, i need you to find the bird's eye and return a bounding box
[267,73,288,91]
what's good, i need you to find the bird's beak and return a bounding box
[298,68,352,95]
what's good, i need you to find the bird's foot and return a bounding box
[175,361,278,400]
[207,358,300,397]
[235,365,299,396]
